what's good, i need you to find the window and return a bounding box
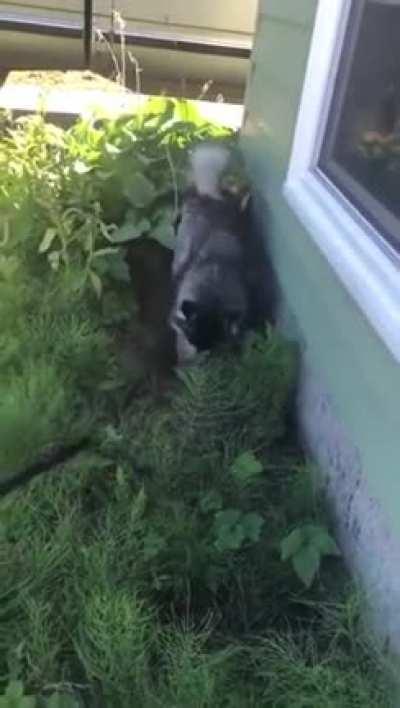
[319,0,400,254]
[284,0,400,362]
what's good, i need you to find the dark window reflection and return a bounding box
[319,1,400,250]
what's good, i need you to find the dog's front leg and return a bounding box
[175,329,198,366]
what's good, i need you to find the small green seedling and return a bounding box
[231,451,263,485]
[281,524,341,588]
[214,508,264,552]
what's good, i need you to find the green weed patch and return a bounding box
[0,100,392,706]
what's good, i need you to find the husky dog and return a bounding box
[169,143,274,364]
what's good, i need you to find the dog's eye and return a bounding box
[181,300,198,321]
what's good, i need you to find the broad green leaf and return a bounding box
[281,524,339,588]
[92,247,119,258]
[280,528,305,561]
[150,218,175,250]
[292,545,321,589]
[89,270,102,298]
[123,172,156,208]
[215,509,241,527]
[141,98,175,129]
[317,531,340,557]
[105,142,122,155]
[306,525,341,557]
[215,523,245,553]
[73,159,92,174]
[111,217,150,243]
[111,224,139,244]
[231,451,263,484]
[39,227,57,254]
[199,491,222,514]
[241,512,264,543]
[144,96,175,118]
[175,100,203,125]
[214,509,244,552]
[163,120,197,134]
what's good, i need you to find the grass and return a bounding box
[0,101,394,707]
[0,338,392,707]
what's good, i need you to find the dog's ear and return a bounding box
[181,300,199,320]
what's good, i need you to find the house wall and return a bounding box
[241,0,400,653]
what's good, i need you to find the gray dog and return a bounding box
[169,143,275,364]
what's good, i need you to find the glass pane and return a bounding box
[319,0,400,252]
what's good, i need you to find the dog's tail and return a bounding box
[190,143,230,199]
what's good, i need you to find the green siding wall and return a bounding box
[242,0,400,538]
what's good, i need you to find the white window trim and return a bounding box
[283,0,400,362]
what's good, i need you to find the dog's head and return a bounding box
[175,299,245,352]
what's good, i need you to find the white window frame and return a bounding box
[283,0,400,362]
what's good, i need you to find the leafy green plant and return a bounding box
[213,509,264,552]
[0,99,234,301]
[231,451,263,485]
[281,523,341,588]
